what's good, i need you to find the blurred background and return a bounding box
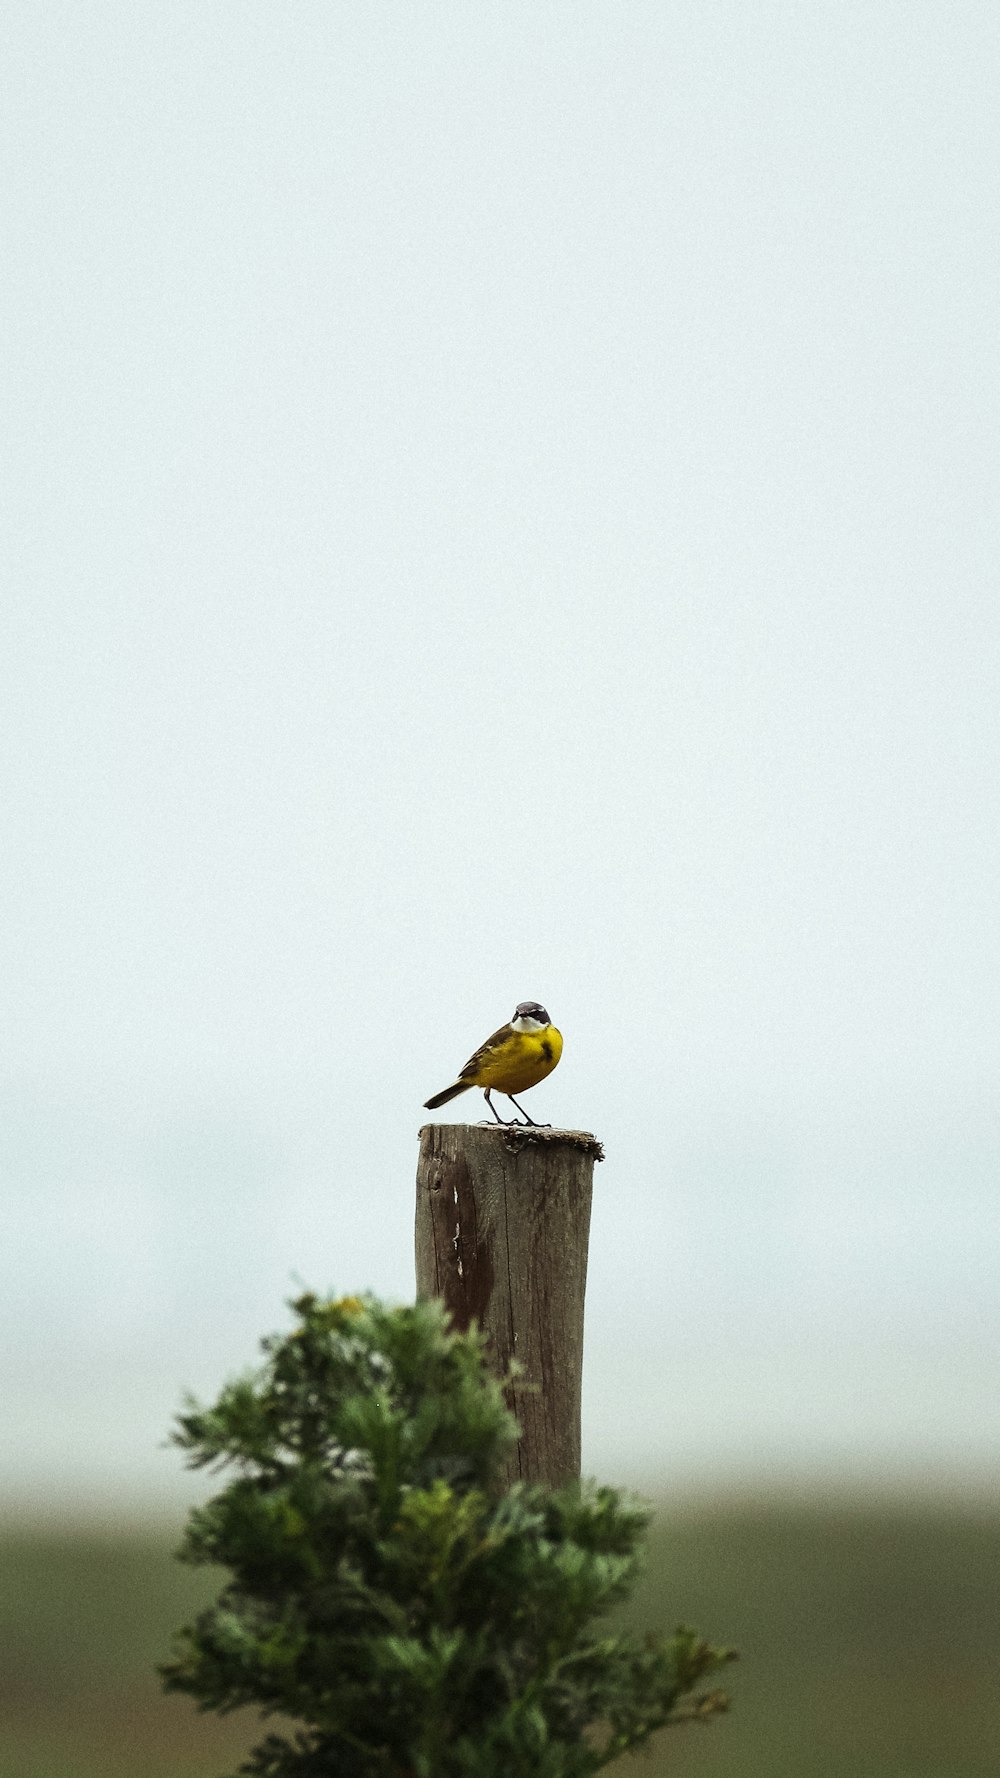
[3,5,998,1774]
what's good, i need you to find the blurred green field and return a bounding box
[2,1499,998,1778]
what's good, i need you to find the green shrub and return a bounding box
[162,1293,734,1777]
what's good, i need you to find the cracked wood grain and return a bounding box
[415,1122,600,1489]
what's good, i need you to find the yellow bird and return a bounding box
[423,1000,563,1126]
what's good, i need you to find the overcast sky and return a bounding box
[3,4,998,1510]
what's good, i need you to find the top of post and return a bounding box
[419,1123,604,1162]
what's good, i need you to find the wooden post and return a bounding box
[415,1122,603,1489]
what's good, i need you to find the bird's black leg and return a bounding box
[506,1093,550,1128]
[483,1089,508,1124]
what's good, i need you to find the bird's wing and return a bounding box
[458,1023,513,1080]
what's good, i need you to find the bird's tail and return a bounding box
[423,1080,474,1111]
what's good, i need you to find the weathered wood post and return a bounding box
[415,1122,603,1488]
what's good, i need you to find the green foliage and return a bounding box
[162,1294,734,1778]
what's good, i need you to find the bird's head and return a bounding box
[512,1000,550,1031]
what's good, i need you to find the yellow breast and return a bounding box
[472,1024,563,1095]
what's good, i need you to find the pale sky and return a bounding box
[3,4,998,1508]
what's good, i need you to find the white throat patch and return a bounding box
[512,1014,545,1033]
